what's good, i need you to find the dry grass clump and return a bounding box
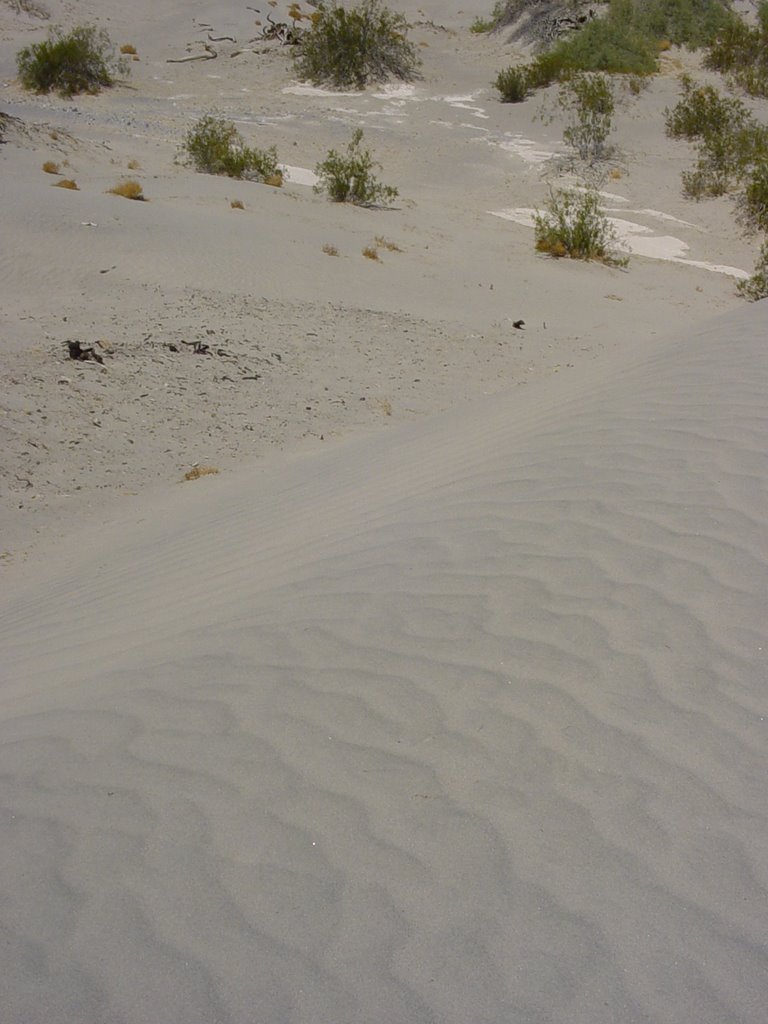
[120,43,137,54]
[108,179,145,200]
[53,178,79,189]
[322,243,339,255]
[42,159,60,174]
[127,158,141,170]
[230,198,245,209]
[183,465,220,481]
[362,245,380,260]
[374,235,402,251]
[263,171,284,187]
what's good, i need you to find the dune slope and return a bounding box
[1,300,767,1023]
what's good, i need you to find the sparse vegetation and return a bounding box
[705,2,768,97]
[230,198,245,209]
[53,178,79,189]
[322,242,340,255]
[534,188,628,266]
[108,179,145,200]
[127,159,141,170]
[180,114,281,183]
[42,160,60,173]
[362,245,380,259]
[314,128,398,205]
[737,241,768,300]
[16,24,128,96]
[374,235,402,251]
[120,43,137,55]
[183,466,220,481]
[560,72,615,164]
[294,0,421,88]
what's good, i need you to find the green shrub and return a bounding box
[549,10,658,76]
[737,240,768,300]
[294,0,421,88]
[180,114,281,182]
[665,76,768,198]
[493,5,656,103]
[534,188,628,266]
[560,72,615,163]
[16,25,128,96]
[314,128,398,205]
[704,2,768,97]
[736,163,768,235]
[625,0,732,49]
[494,65,531,103]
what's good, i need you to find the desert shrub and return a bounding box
[314,128,398,205]
[108,179,145,200]
[736,163,768,235]
[560,72,615,163]
[42,160,60,173]
[737,240,768,300]
[495,65,531,102]
[623,0,732,49]
[294,0,421,88]
[362,245,380,259]
[180,114,281,182]
[705,2,768,97]
[230,198,245,209]
[53,178,78,189]
[322,242,340,255]
[534,188,628,266]
[666,76,768,197]
[120,43,137,55]
[549,10,657,76]
[16,25,128,96]
[493,6,656,102]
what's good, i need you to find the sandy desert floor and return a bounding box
[1,1,767,1022]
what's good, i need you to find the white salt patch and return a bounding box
[372,83,418,100]
[280,165,319,187]
[490,208,536,227]
[284,83,364,97]
[634,208,700,229]
[496,136,553,165]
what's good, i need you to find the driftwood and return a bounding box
[167,42,218,63]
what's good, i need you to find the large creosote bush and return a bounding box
[16,25,128,96]
[534,188,628,266]
[665,76,768,198]
[180,114,281,183]
[314,128,398,205]
[294,0,421,88]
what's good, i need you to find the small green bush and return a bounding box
[494,65,531,103]
[16,25,128,96]
[624,0,732,49]
[560,72,615,163]
[736,163,768,236]
[180,114,281,182]
[738,240,768,300]
[705,2,768,97]
[294,0,421,88]
[314,128,398,205]
[534,188,628,266]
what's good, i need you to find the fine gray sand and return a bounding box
[1,1,768,1022]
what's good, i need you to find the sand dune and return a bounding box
[2,300,767,1023]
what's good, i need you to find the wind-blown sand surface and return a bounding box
[2,300,767,1023]
[2,0,768,1020]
